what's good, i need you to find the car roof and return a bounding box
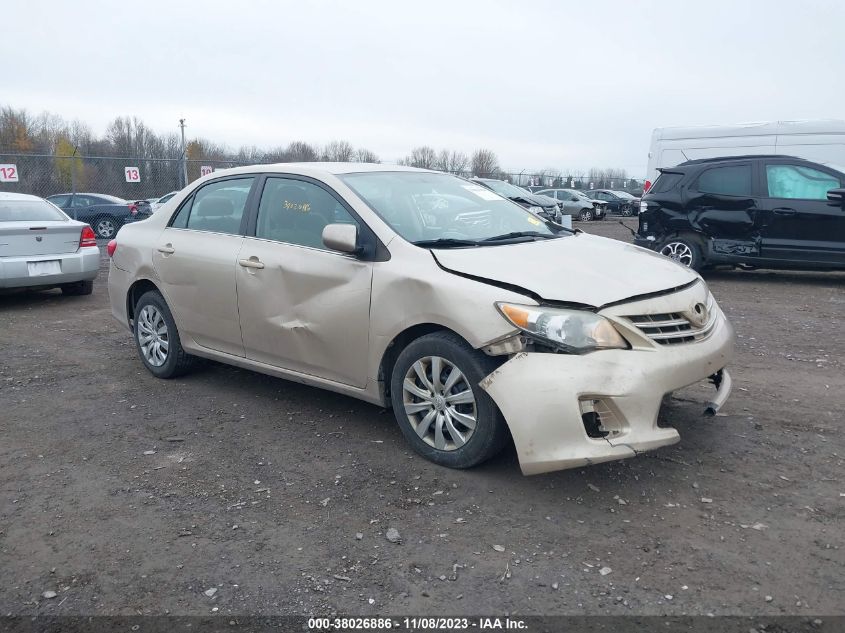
[677,154,808,167]
[47,192,113,197]
[216,162,432,178]
[0,191,45,202]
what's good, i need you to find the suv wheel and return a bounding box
[390,332,508,469]
[659,236,703,271]
[578,208,594,222]
[133,291,196,378]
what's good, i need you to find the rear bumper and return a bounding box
[480,311,734,475]
[0,246,100,289]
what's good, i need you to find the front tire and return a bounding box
[659,235,704,271]
[94,216,119,239]
[390,331,508,469]
[621,204,634,217]
[578,208,594,222]
[133,291,195,378]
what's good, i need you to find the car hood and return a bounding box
[431,233,698,307]
[510,192,557,208]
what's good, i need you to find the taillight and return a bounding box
[107,239,118,257]
[129,203,138,215]
[80,225,97,248]
[643,180,652,193]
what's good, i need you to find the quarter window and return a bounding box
[255,177,358,250]
[766,164,840,200]
[695,165,752,196]
[171,177,254,234]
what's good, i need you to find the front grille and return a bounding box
[625,294,716,346]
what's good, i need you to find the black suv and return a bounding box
[635,155,845,271]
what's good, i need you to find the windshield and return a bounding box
[566,189,592,200]
[0,200,68,222]
[477,179,531,199]
[98,194,127,204]
[340,172,557,245]
[612,190,636,199]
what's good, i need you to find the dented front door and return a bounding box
[235,237,373,388]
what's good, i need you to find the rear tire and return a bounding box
[659,235,704,271]
[61,280,94,296]
[390,331,508,469]
[133,291,196,378]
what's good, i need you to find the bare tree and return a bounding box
[322,140,355,162]
[405,146,437,169]
[435,149,469,173]
[286,141,319,162]
[355,148,380,163]
[471,149,500,177]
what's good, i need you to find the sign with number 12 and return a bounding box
[0,164,19,182]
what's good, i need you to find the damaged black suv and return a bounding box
[635,155,845,271]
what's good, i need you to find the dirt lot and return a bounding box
[1,218,843,618]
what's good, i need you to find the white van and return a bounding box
[645,119,845,192]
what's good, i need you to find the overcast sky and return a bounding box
[4,0,843,175]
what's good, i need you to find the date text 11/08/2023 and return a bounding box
[307,617,528,630]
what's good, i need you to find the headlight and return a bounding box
[496,302,628,353]
[528,206,543,214]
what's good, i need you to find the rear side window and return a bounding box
[766,164,840,200]
[169,177,254,235]
[695,165,752,196]
[47,195,70,207]
[0,200,68,222]
[650,172,683,194]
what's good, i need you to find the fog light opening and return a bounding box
[580,398,625,439]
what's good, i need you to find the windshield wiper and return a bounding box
[412,238,479,248]
[480,231,558,242]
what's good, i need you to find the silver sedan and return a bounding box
[0,192,100,295]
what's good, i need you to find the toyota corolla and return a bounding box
[107,163,734,475]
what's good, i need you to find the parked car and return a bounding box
[45,192,151,239]
[470,178,562,223]
[0,192,100,295]
[152,191,179,211]
[108,163,734,475]
[129,199,154,215]
[586,189,640,216]
[635,155,845,271]
[535,188,607,221]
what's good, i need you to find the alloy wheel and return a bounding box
[96,219,116,238]
[579,209,593,221]
[137,305,169,367]
[660,241,694,267]
[402,356,477,451]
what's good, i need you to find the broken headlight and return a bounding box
[496,303,628,353]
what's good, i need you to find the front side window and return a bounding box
[695,165,752,196]
[171,177,254,234]
[340,172,557,244]
[255,177,358,250]
[766,164,840,200]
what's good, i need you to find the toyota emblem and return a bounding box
[35,235,43,242]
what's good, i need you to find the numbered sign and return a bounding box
[570,179,575,188]
[125,167,141,182]
[0,164,19,182]
[200,165,214,177]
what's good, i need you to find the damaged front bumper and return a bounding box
[479,308,734,475]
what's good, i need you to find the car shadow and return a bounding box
[0,287,65,309]
[702,268,845,287]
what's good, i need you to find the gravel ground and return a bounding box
[0,218,842,617]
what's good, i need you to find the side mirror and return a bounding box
[571,196,579,201]
[827,188,845,206]
[322,223,359,254]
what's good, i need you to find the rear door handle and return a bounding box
[157,244,175,254]
[238,257,265,269]
[773,207,797,216]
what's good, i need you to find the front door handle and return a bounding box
[157,244,175,254]
[773,207,797,216]
[238,257,265,269]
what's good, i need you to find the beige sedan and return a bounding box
[107,163,734,475]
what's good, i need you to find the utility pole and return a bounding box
[179,118,188,188]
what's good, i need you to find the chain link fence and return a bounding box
[0,153,644,201]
